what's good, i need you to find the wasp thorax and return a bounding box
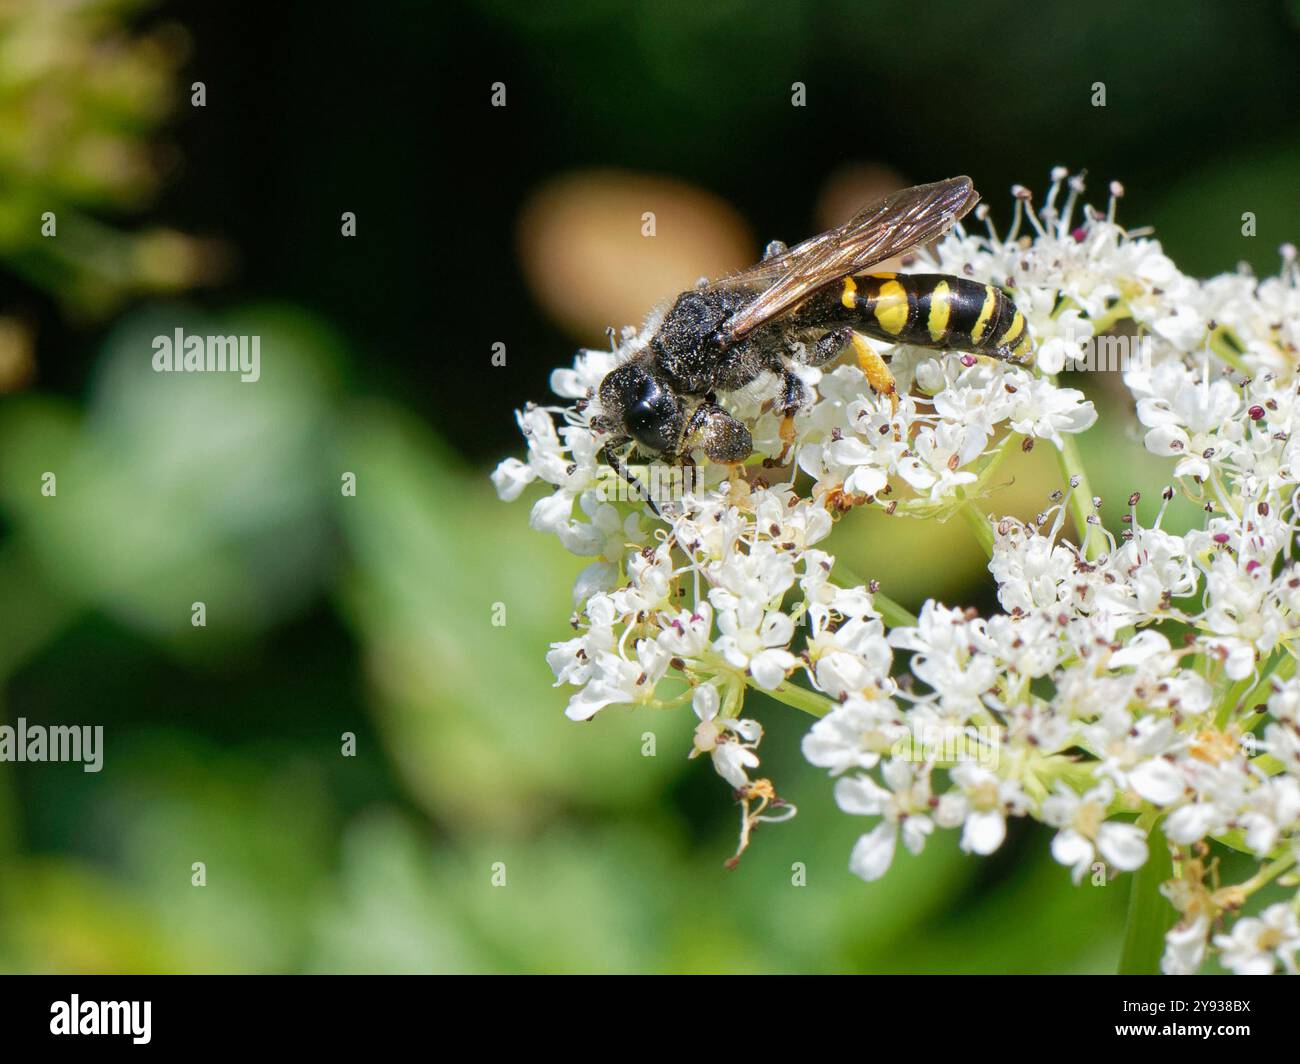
[655,290,729,360]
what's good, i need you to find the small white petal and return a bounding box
[1128,758,1185,806]
[692,683,720,723]
[491,457,535,501]
[572,561,618,605]
[961,810,1007,855]
[712,743,758,790]
[848,822,897,882]
[1097,822,1148,871]
[1051,829,1094,882]
[529,490,573,533]
[1165,803,1218,845]
[749,648,796,689]
[834,774,890,816]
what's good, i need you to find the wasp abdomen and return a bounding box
[824,272,1032,361]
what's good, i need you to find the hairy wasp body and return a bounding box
[591,177,1033,484]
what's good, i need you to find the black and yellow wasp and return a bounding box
[592,176,1033,486]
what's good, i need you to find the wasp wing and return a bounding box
[703,226,844,295]
[717,176,979,341]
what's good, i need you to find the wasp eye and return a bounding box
[625,375,682,454]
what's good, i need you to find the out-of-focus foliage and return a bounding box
[0,306,342,651]
[0,0,218,318]
[334,399,692,825]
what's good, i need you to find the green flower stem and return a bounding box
[1053,426,1102,561]
[1208,326,1249,375]
[1039,349,1100,557]
[873,591,919,630]
[959,495,995,559]
[1118,820,1175,974]
[1086,302,1133,334]
[753,677,834,718]
[832,562,919,628]
[1241,852,1297,896]
[1233,649,1297,732]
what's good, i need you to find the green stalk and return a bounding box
[1233,650,1297,732]
[959,496,995,559]
[1207,326,1249,375]
[873,590,919,629]
[1054,429,1102,561]
[753,678,834,718]
[1118,821,1175,974]
[1241,852,1296,895]
[831,562,918,628]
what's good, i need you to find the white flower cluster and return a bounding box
[494,170,1300,974]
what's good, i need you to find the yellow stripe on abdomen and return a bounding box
[995,309,1026,352]
[1007,316,1034,360]
[969,286,998,344]
[873,279,909,336]
[840,276,857,310]
[927,280,951,342]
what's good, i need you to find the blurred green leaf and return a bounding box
[308,809,681,973]
[335,400,692,829]
[0,303,344,653]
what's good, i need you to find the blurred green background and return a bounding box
[0,0,1297,973]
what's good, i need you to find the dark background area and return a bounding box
[28,0,1300,458]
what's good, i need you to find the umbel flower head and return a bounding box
[495,169,1300,975]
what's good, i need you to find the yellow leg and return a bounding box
[850,332,901,443]
[850,332,899,415]
[776,414,796,464]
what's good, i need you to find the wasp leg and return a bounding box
[803,326,854,368]
[771,329,854,463]
[683,402,753,465]
[773,368,808,464]
[849,331,899,416]
[767,327,853,464]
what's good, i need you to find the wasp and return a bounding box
[591,176,1033,493]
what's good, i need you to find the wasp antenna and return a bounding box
[603,443,662,518]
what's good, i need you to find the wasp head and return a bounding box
[595,358,685,456]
